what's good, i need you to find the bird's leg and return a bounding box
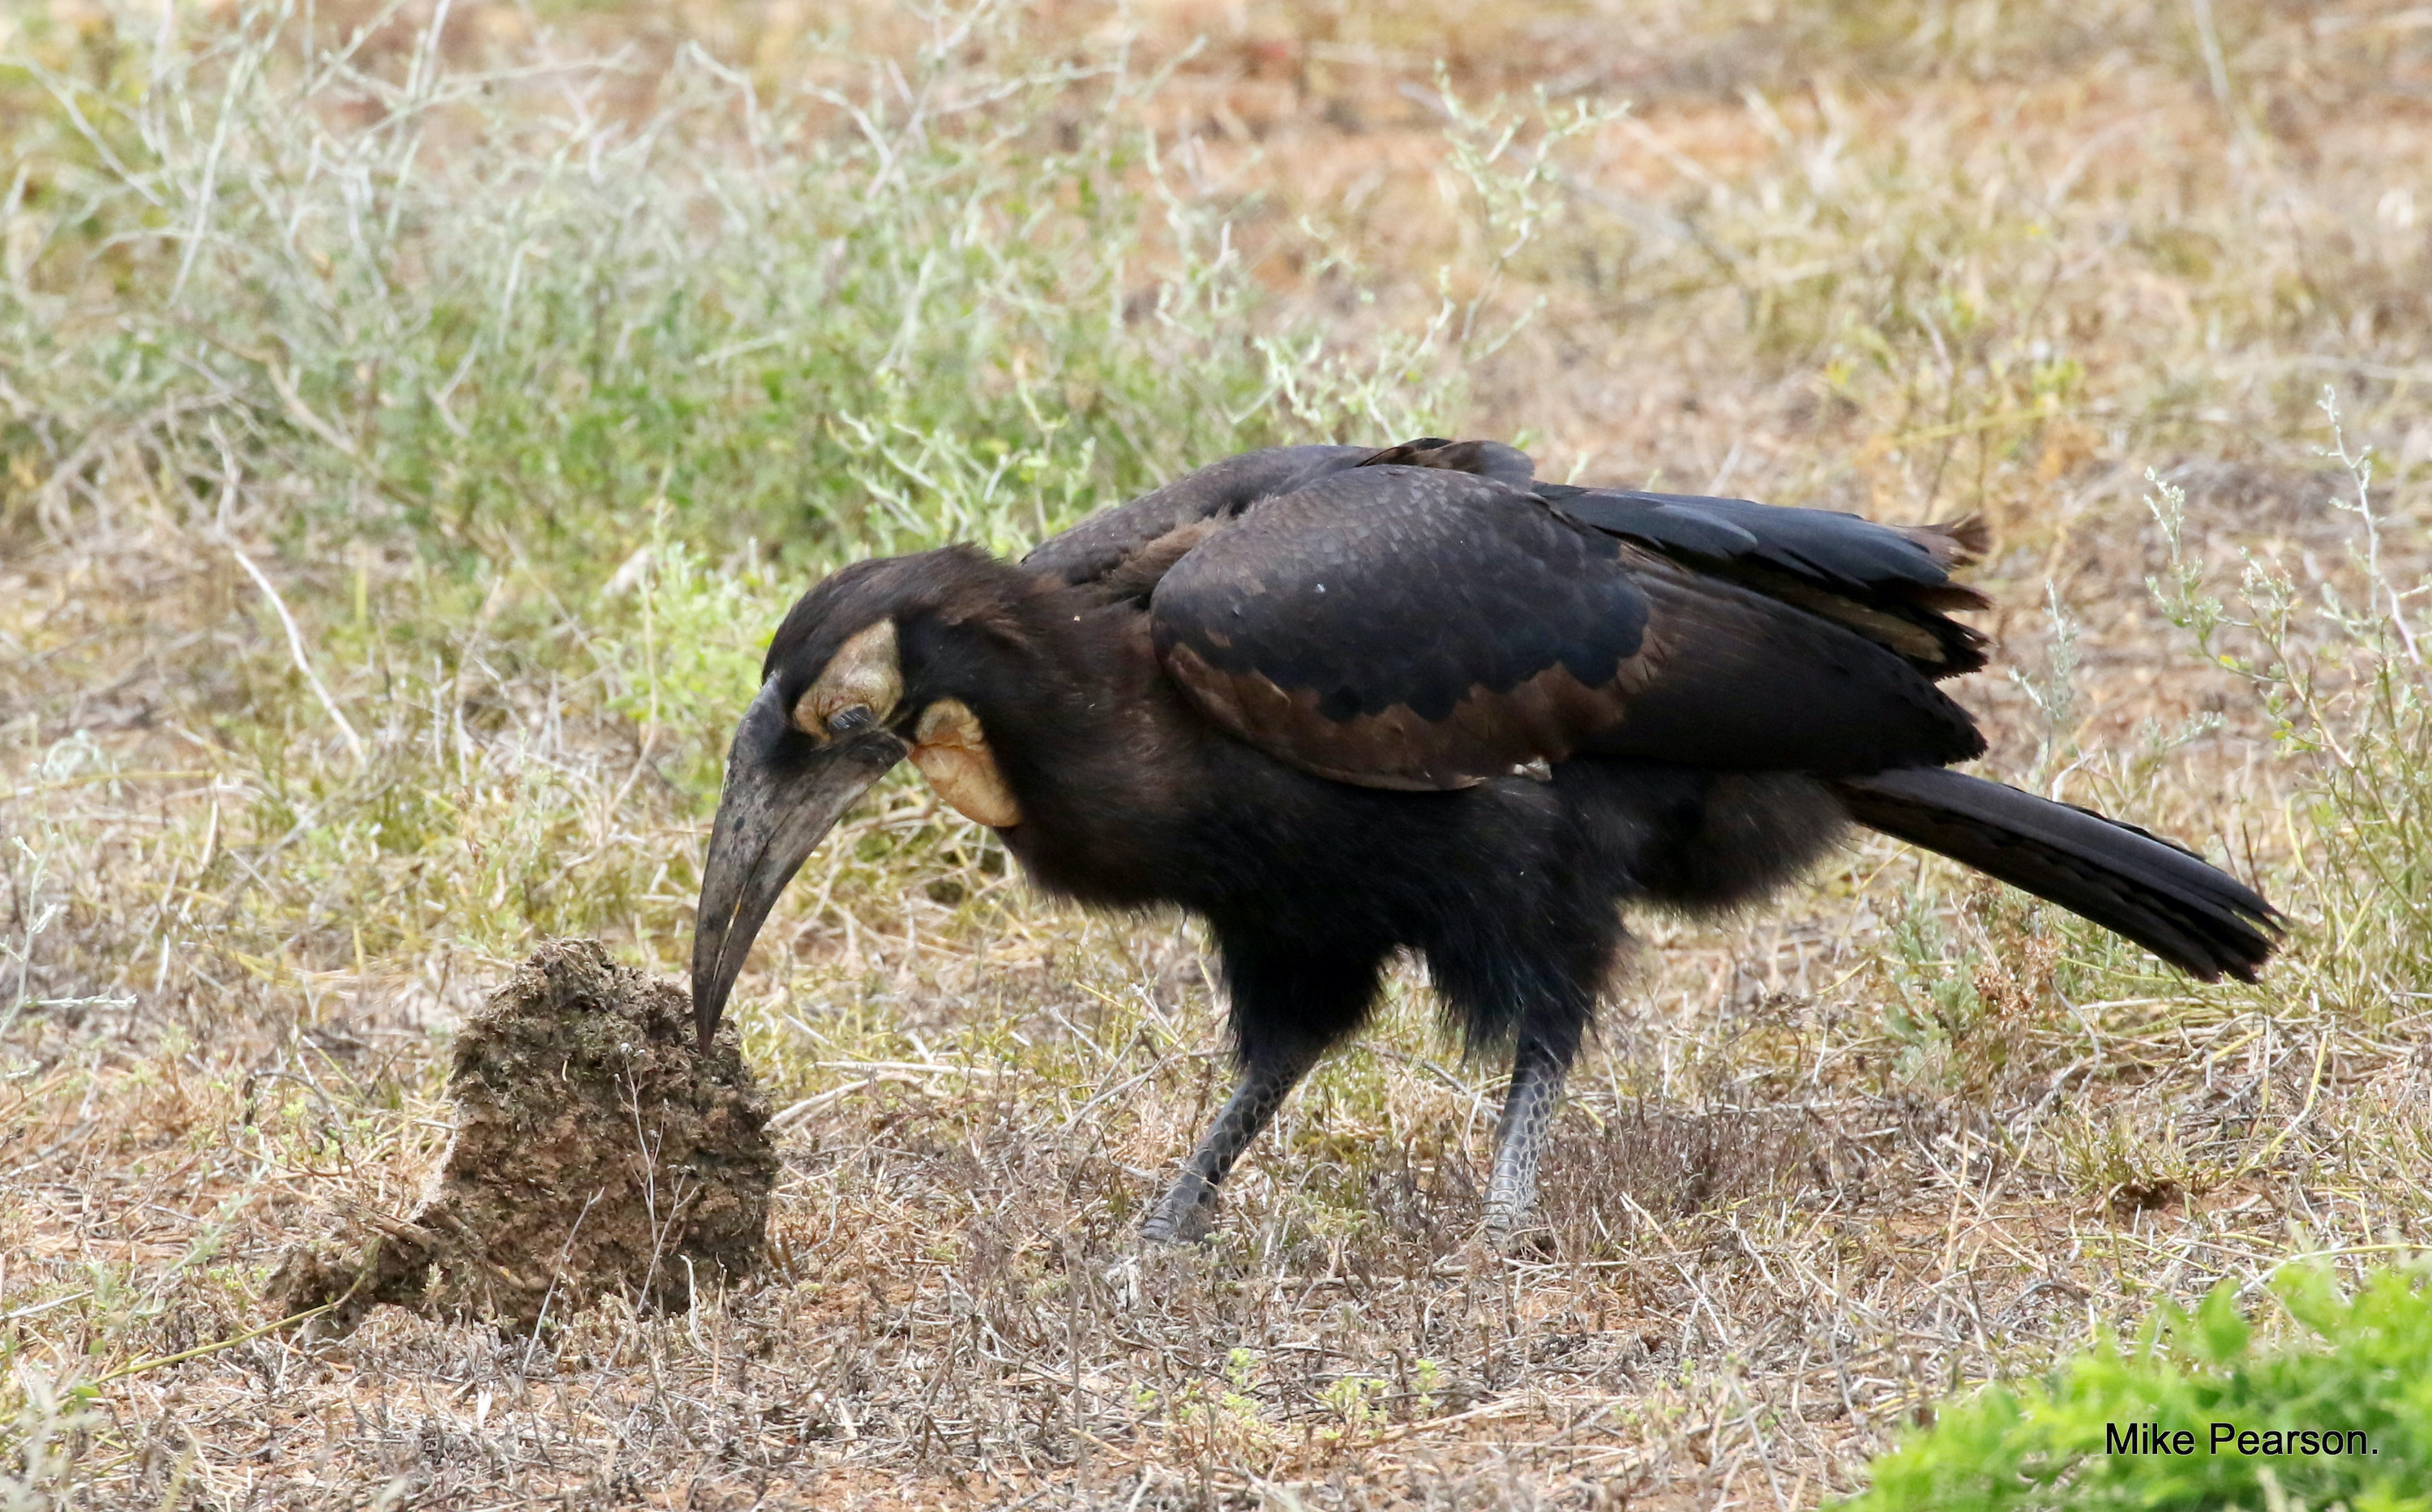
[1484,1035,1569,1244]
[1141,1045,1322,1244]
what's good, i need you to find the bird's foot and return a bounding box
[1141,1171,1220,1244]
[1483,1180,1551,1256]
[1484,1207,1553,1257]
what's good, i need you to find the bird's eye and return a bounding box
[826,705,874,736]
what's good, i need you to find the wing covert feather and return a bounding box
[1152,469,1648,788]
[1149,469,1985,789]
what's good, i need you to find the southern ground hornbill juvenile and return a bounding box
[691,439,2280,1243]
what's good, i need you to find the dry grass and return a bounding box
[5,0,2432,1506]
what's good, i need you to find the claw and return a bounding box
[1141,1171,1219,1244]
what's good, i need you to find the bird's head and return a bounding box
[689,550,1025,1047]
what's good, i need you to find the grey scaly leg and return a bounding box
[1141,1044,1323,1244]
[1484,1037,1568,1243]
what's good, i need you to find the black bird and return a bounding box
[691,439,2280,1242]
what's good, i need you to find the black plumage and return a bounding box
[692,438,2280,1244]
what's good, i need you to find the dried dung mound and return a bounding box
[272,939,776,1334]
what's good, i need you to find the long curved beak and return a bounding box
[691,681,906,1048]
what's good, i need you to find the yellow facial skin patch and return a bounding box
[792,619,903,737]
[908,697,1021,827]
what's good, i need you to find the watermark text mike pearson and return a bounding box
[2106,1423,2377,1457]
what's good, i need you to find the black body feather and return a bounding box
[709,437,2280,1236]
[1011,443,2269,1052]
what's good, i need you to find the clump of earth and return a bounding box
[272,939,776,1334]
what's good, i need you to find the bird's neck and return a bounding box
[906,572,1191,902]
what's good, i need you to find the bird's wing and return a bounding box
[1536,486,1990,679]
[1021,445,1377,593]
[1021,439,1538,602]
[1150,467,1985,790]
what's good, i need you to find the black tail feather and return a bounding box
[1834,767,2281,983]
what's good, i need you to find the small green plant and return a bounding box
[0,1366,105,1510]
[1318,1373,1393,1442]
[2051,1104,2198,1213]
[1841,1261,2432,1511]
[1153,1346,1285,1463]
[2145,392,2432,1022]
[1880,890,1988,1060]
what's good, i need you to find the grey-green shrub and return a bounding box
[2,0,1459,579]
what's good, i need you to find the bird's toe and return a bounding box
[1483,1202,1553,1257]
[1141,1172,1220,1244]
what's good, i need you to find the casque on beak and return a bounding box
[690,679,906,1048]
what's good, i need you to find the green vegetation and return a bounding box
[1846,1262,2432,1512]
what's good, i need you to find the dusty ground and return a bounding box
[5,1,2432,1507]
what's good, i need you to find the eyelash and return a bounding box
[826,706,874,735]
